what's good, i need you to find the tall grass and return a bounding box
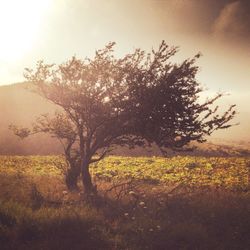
[0,200,113,250]
[0,155,249,249]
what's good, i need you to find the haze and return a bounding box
[0,0,249,141]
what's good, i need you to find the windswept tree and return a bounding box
[11,41,236,193]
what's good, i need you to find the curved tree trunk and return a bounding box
[81,159,96,194]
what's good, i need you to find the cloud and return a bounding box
[212,1,250,40]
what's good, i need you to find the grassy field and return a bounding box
[0,155,249,249]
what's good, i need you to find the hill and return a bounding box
[0,83,62,154]
[0,83,249,156]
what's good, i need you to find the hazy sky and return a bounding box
[0,0,249,140]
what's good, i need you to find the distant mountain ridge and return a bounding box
[0,83,249,156]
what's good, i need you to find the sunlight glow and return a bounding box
[0,0,51,62]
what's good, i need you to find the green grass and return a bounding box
[0,155,64,176]
[0,155,248,190]
[92,156,249,190]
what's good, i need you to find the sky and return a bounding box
[0,0,249,140]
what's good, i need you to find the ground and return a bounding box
[0,155,249,249]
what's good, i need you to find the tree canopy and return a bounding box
[11,41,236,193]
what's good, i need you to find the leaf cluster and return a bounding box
[13,41,236,159]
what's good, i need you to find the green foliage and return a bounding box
[92,156,249,191]
[0,155,64,176]
[0,155,248,191]
[23,41,236,153]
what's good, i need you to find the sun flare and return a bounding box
[0,0,51,62]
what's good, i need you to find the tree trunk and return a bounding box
[81,159,96,194]
[65,167,80,191]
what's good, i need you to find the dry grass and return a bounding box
[0,156,249,249]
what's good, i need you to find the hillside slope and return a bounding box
[0,83,61,154]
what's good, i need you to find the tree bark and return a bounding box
[81,159,96,194]
[65,167,80,191]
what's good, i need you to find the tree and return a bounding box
[11,41,236,193]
